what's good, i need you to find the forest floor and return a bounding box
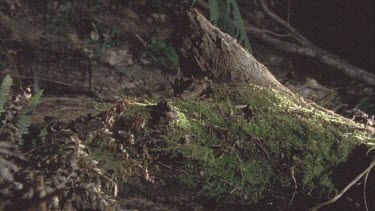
[1,1,374,210]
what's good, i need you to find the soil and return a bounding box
[30,62,174,126]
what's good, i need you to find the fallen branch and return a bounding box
[0,73,75,87]
[254,0,375,86]
[244,26,375,87]
[258,0,311,45]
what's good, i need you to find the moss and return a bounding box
[87,83,374,205]
[92,102,113,111]
[161,83,373,203]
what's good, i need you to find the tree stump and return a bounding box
[173,9,292,98]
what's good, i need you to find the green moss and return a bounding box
[89,84,373,205]
[92,102,113,111]
[160,84,373,203]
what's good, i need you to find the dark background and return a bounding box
[279,0,374,73]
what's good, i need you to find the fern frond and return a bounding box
[191,0,198,7]
[16,114,31,135]
[230,0,253,53]
[209,0,220,24]
[0,75,13,114]
[203,0,253,54]
[28,90,43,111]
[16,90,43,135]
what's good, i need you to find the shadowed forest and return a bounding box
[0,0,374,210]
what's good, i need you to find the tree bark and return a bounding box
[193,0,375,87]
[174,9,292,98]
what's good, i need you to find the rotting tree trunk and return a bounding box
[193,0,375,87]
[173,9,293,98]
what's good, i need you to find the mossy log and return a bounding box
[165,9,375,209]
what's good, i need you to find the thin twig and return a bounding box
[363,170,370,211]
[258,0,311,45]
[245,130,271,160]
[244,24,375,87]
[0,73,75,87]
[158,161,188,173]
[261,29,292,38]
[289,191,297,207]
[291,166,297,189]
[134,33,158,62]
[22,143,57,156]
[134,34,149,48]
[310,159,375,211]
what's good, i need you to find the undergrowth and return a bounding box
[0,75,119,210]
[1,77,372,209]
[147,37,179,71]
[0,75,44,204]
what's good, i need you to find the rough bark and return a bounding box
[174,9,292,98]
[193,0,375,87]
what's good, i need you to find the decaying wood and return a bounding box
[174,9,292,98]
[194,0,375,87]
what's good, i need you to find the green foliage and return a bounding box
[191,0,198,7]
[204,0,253,53]
[32,125,48,148]
[355,96,375,115]
[84,24,119,63]
[88,138,125,170]
[0,74,12,114]
[0,75,41,187]
[48,1,75,27]
[16,90,43,135]
[0,75,22,182]
[147,38,179,70]
[16,115,32,135]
